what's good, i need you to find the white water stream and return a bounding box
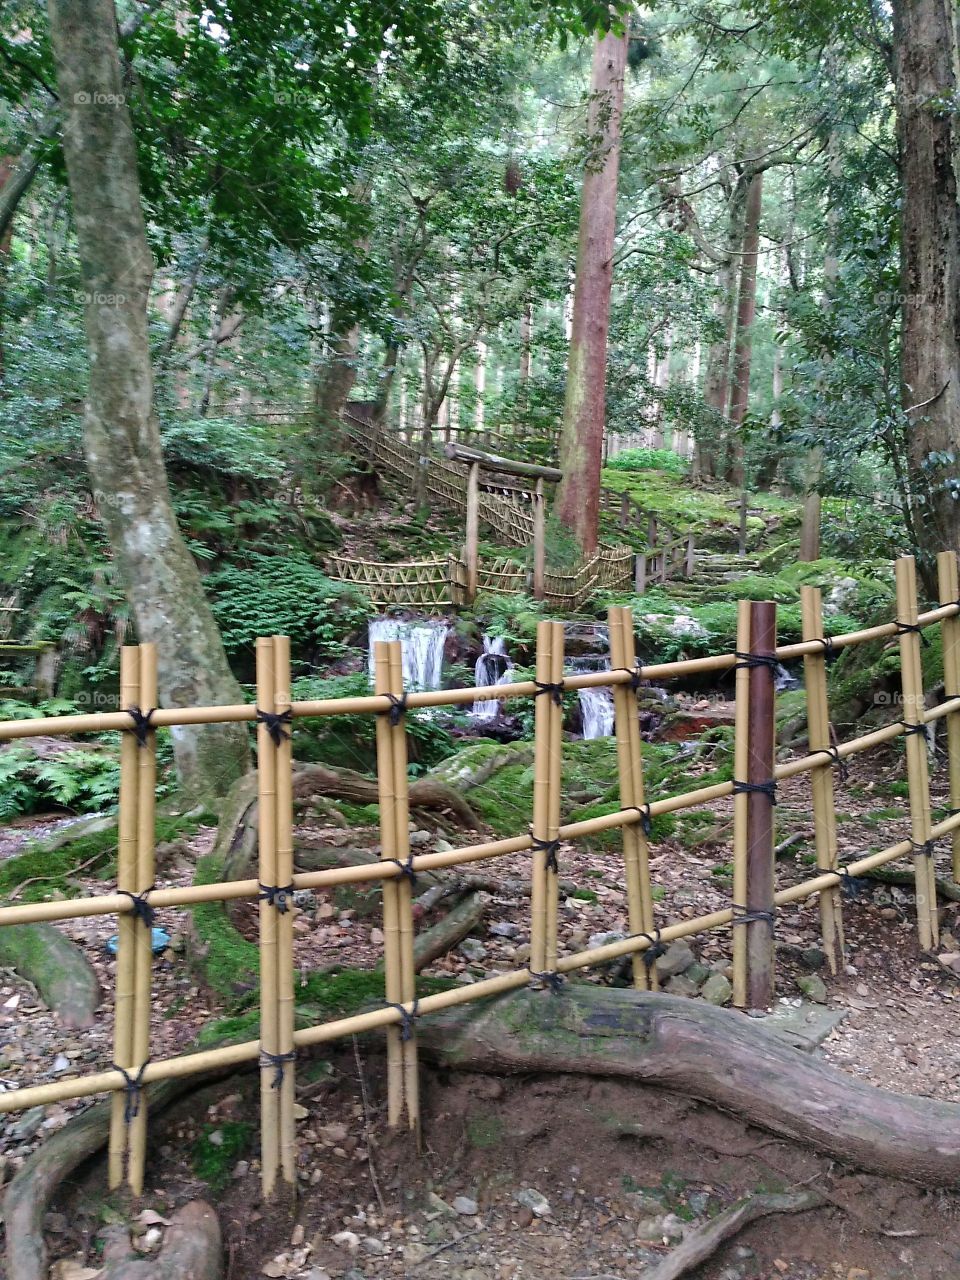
[567,655,615,740]
[471,635,513,721]
[367,618,449,690]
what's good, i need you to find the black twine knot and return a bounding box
[113,1060,149,1123]
[895,620,930,647]
[815,637,839,665]
[731,903,776,932]
[126,705,156,748]
[819,745,849,784]
[631,804,654,837]
[911,838,936,859]
[389,854,418,888]
[529,970,565,993]
[530,833,561,874]
[835,864,864,898]
[634,928,667,972]
[732,778,777,805]
[385,998,420,1041]
[118,887,156,928]
[259,882,295,913]
[534,679,565,706]
[259,1049,296,1089]
[256,707,293,747]
[382,692,408,726]
[902,721,929,739]
[734,651,780,672]
[619,664,643,693]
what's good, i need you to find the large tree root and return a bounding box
[640,1188,825,1280]
[415,985,960,1187]
[100,1201,221,1280]
[0,922,101,1028]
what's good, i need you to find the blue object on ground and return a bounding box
[105,927,171,955]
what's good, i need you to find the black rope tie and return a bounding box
[618,664,643,693]
[732,778,778,804]
[534,679,565,706]
[835,864,864,898]
[113,1060,149,1123]
[529,970,565,993]
[382,692,408,726]
[259,882,295,913]
[911,839,936,859]
[631,804,654,837]
[256,707,293,747]
[259,1049,296,1089]
[819,745,849,784]
[390,854,418,889]
[815,637,839,666]
[902,721,929,739]
[895,621,930,648]
[125,705,156,748]
[530,833,561,874]
[734,651,780,672]
[731,903,776,932]
[385,998,420,1041]
[118,887,156,928]
[634,928,667,972]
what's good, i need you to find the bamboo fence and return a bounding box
[0,554,958,1198]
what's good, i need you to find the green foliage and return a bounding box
[0,746,121,820]
[472,592,545,647]
[191,1121,253,1192]
[606,447,689,477]
[207,555,368,660]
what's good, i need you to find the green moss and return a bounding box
[191,854,260,1004]
[571,888,598,903]
[335,801,381,827]
[466,1112,505,1149]
[191,1120,253,1191]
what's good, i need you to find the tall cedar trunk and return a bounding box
[554,26,629,553]
[48,0,250,801]
[519,301,532,384]
[314,305,362,424]
[892,0,960,575]
[725,169,764,488]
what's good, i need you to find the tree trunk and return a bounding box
[315,304,362,424]
[892,0,960,575]
[554,26,629,553]
[799,450,823,561]
[417,984,960,1186]
[725,169,764,488]
[48,0,250,801]
[519,301,532,384]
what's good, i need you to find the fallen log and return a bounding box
[415,985,960,1187]
[640,1188,825,1280]
[0,922,101,1028]
[413,892,487,971]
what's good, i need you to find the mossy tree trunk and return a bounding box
[554,25,629,554]
[724,168,763,489]
[48,0,250,801]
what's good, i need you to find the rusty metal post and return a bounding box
[745,600,777,1010]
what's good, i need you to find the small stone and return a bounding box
[800,947,827,970]
[409,830,432,846]
[514,943,531,964]
[361,1236,387,1256]
[796,974,828,1004]
[459,939,488,962]
[588,930,625,950]
[304,1271,332,1280]
[425,1192,455,1216]
[514,1188,551,1217]
[369,928,384,946]
[489,921,520,939]
[290,1224,305,1247]
[701,973,732,1006]
[938,952,960,974]
[665,974,698,997]
[515,1206,534,1228]
[403,1244,430,1264]
[684,961,711,988]
[655,941,696,979]
[453,1196,478,1216]
[880,907,900,921]
[332,1230,360,1251]
[233,1160,249,1179]
[51,1054,71,1074]
[207,1129,224,1147]
[11,1107,44,1141]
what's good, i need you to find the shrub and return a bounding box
[606,446,689,477]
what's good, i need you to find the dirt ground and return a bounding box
[1,742,959,1278]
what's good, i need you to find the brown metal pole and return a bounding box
[745,600,777,1010]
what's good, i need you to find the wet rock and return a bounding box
[701,973,733,1005]
[665,974,699,997]
[796,974,828,1004]
[684,961,711,988]
[655,941,695,979]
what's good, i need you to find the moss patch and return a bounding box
[191,1120,253,1191]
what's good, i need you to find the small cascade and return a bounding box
[567,655,615,740]
[367,617,449,690]
[471,635,513,721]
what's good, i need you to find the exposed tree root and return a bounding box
[100,1201,221,1280]
[0,922,101,1028]
[415,985,960,1186]
[640,1188,825,1280]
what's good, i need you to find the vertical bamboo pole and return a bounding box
[465,462,480,604]
[387,640,420,1137]
[273,635,297,1187]
[533,477,546,601]
[373,640,404,1128]
[544,621,565,976]
[731,601,752,1009]
[108,646,140,1190]
[800,587,844,973]
[256,637,281,1196]
[529,620,554,978]
[937,551,960,883]
[895,556,940,949]
[126,643,157,1196]
[609,606,656,990]
[744,602,777,1011]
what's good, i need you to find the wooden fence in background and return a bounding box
[0,554,958,1201]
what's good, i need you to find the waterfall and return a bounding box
[367,617,449,690]
[471,635,513,721]
[567,655,615,740]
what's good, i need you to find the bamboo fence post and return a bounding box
[387,640,420,1137]
[126,642,157,1196]
[937,551,960,883]
[373,640,405,1128]
[465,462,479,603]
[544,620,565,976]
[895,556,940,949]
[608,606,656,990]
[108,645,140,1190]
[533,477,546,601]
[731,601,752,1009]
[273,635,297,1188]
[744,602,777,1010]
[800,587,844,973]
[529,620,554,979]
[256,637,281,1196]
